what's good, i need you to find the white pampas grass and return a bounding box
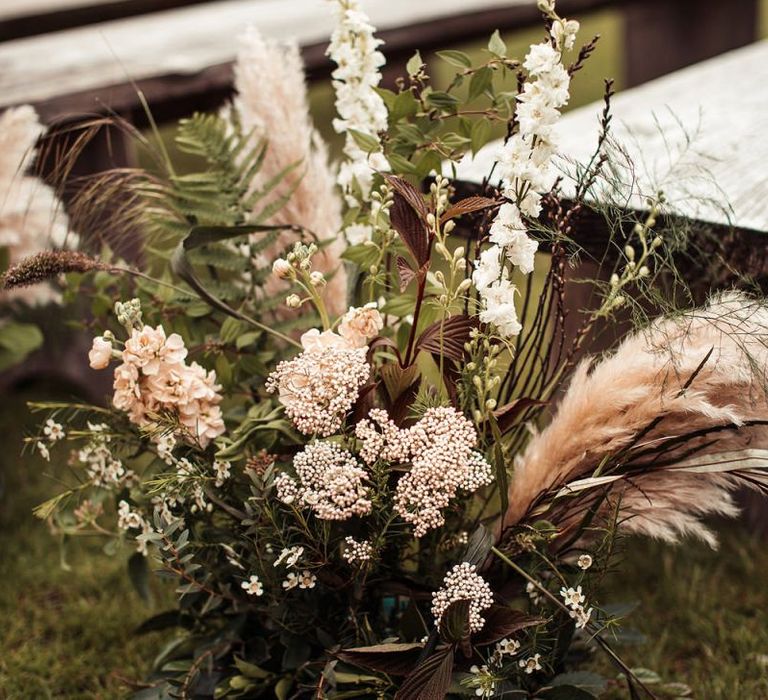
[0,105,75,305]
[504,293,768,546]
[231,28,347,316]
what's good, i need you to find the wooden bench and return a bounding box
[0,0,759,128]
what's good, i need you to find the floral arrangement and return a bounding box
[5,1,768,698]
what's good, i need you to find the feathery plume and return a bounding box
[504,293,768,546]
[231,29,347,316]
[2,251,104,290]
[0,105,77,305]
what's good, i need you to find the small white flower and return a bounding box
[519,653,542,674]
[298,570,317,589]
[496,637,521,656]
[344,223,373,245]
[469,664,495,698]
[577,554,593,570]
[569,605,594,629]
[274,545,304,568]
[43,418,65,442]
[213,459,231,487]
[525,581,542,604]
[560,585,586,609]
[241,574,264,596]
[35,440,50,461]
[282,572,299,590]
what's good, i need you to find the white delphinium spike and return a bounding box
[327,0,389,205]
[473,1,578,338]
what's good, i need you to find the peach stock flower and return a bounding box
[338,303,383,347]
[88,336,112,369]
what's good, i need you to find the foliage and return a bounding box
[6,1,768,699]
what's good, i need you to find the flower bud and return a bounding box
[638,266,650,278]
[285,294,301,308]
[309,271,325,286]
[444,220,456,234]
[624,245,635,261]
[652,236,663,249]
[272,259,292,279]
[485,398,497,411]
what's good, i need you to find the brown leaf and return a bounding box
[397,256,417,292]
[472,606,544,646]
[491,398,547,433]
[415,315,477,362]
[338,643,425,677]
[441,195,500,223]
[381,363,420,403]
[395,645,455,700]
[385,175,431,266]
[384,174,430,222]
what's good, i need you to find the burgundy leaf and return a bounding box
[384,174,430,222]
[472,606,544,646]
[491,398,547,433]
[390,191,431,266]
[338,643,425,677]
[415,315,477,362]
[395,645,455,700]
[441,196,500,223]
[397,256,418,292]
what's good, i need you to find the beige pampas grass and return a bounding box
[504,293,768,547]
[231,28,347,316]
[0,105,76,306]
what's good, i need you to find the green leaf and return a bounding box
[0,321,43,372]
[407,51,424,76]
[468,67,493,102]
[274,677,292,700]
[128,552,152,604]
[184,224,286,250]
[550,672,608,693]
[471,118,493,155]
[349,129,381,154]
[426,92,460,111]
[234,657,271,679]
[436,50,472,68]
[488,30,508,57]
[391,91,420,122]
[537,687,597,700]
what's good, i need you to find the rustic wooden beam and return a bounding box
[0,0,625,126]
[0,0,217,41]
[623,0,758,87]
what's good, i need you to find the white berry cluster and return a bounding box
[356,406,493,537]
[473,2,578,338]
[431,562,494,634]
[342,536,374,563]
[266,344,370,437]
[278,442,372,521]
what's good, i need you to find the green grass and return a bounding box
[589,531,768,698]
[0,386,173,700]
[2,386,767,698]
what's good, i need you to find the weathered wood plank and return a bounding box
[457,40,768,234]
[0,0,622,122]
[0,0,217,41]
